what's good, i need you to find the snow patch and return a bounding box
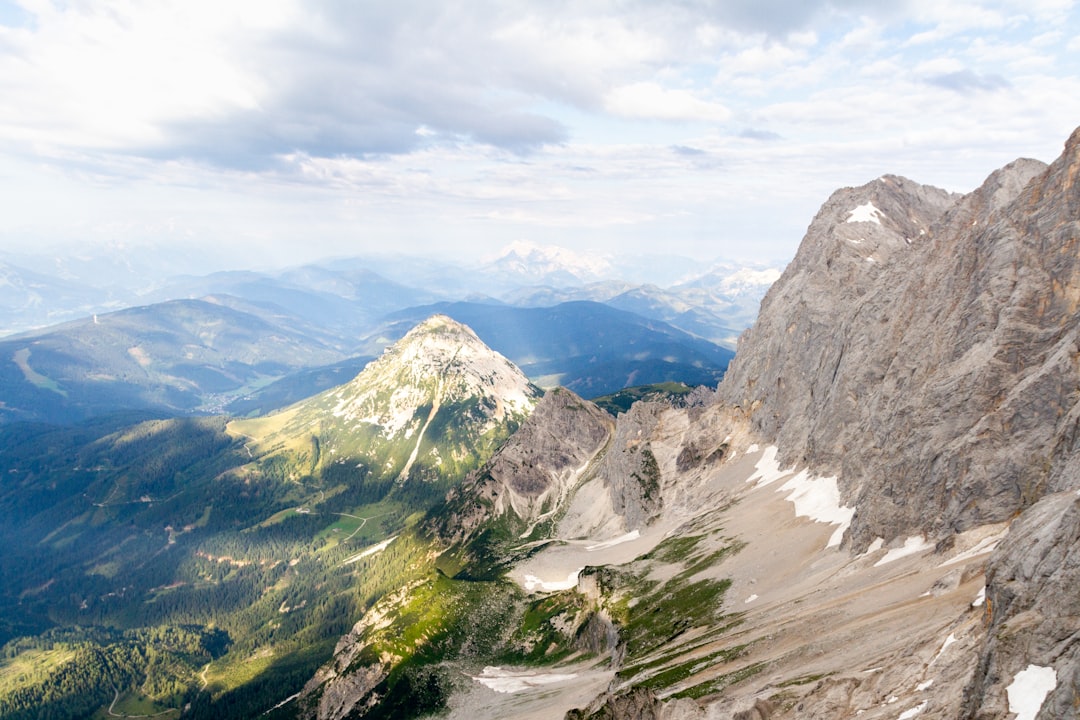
[863,537,885,556]
[746,443,760,454]
[523,568,583,592]
[744,594,759,604]
[777,471,854,547]
[342,535,398,565]
[586,530,640,551]
[1006,665,1057,720]
[874,536,934,567]
[745,446,854,546]
[848,202,884,224]
[972,586,986,608]
[746,445,792,487]
[929,634,957,666]
[917,679,934,691]
[718,267,783,294]
[939,532,1005,567]
[472,666,580,694]
[898,701,928,719]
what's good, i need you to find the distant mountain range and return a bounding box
[0,244,782,346]
[0,245,764,424]
[0,296,734,424]
[364,300,734,397]
[0,299,346,424]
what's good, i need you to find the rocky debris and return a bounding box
[733,698,776,720]
[566,687,664,720]
[961,490,1080,719]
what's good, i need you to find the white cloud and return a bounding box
[604,82,732,121]
[0,0,1077,268]
[905,1,1009,44]
[0,0,286,150]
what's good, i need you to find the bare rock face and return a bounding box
[298,583,409,720]
[566,687,664,720]
[593,401,666,531]
[961,490,1080,719]
[435,387,614,543]
[712,127,1080,719]
[718,134,1080,549]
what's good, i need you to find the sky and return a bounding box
[0,0,1078,272]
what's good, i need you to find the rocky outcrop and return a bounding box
[592,401,666,530]
[434,387,614,543]
[961,490,1080,719]
[436,389,674,548]
[718,132,1080,549]
[298,583,414,720]
[566,687,664,720]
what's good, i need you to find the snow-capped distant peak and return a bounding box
[487,241,613,280]
[718,267,783,293]
[847,202,884,225]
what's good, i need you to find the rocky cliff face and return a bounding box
[559,127,1080,719]
[719,133,1080,551]
[961,490,1080,719]
[434,386,615,545]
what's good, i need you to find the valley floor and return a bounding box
[461,440,1002,719]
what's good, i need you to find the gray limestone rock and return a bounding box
[718,130,1080,549]
[961,490,1080,719]
[566,687,664,720]
[593,401,666,530]
[435,386,614,543]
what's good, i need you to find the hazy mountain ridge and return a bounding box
[0,246,776,355]
[0,298,348,423]
[0,295,733,425]
[364,301,734,396]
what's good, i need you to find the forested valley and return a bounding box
[0,411,461,719]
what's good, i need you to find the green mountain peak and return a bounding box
[231,314,542,485]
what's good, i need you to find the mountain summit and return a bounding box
[232,314,541,484]
[326,314,538,438]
